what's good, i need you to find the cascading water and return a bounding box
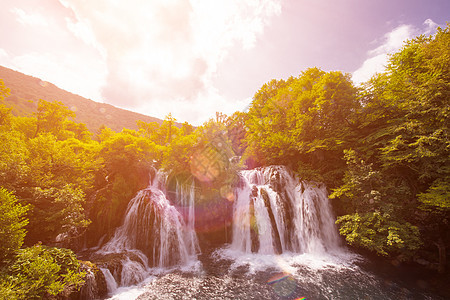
[230,165,342,255]
[96,170,200,294]
[89,166,440,299]
[100,267,118,295]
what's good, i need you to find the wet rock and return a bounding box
[260,189,282,254]
[251,185,258,197]
[249,198,260,253]
[69,260,107,300]
[89,252,127,284]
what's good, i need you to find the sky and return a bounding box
[0,0,448,125]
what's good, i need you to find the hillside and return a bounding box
[0,65,166,132]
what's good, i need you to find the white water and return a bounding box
[95,166,348,299]
[97,171,200,295]
[100,268,118,296]
[230,165,342,255]
[91,166,436,300]
[211,166,366,298]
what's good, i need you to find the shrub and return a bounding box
[4,244,85,299]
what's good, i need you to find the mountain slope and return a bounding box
[0,65,165,132]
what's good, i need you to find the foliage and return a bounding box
[332,25,450,263]
[0,188,29,265]
[418,177,450,210]
[0,98,97,246]
[99,128,157,175]
[26,185,90,245]
[0,130,29,192]
[0,79,10,101]
[224,111,248,156]
[161,129,198,176]
[330,150,383,213]
[244,68,359,186]
[336,212,422,258]
[34,99,75,138]
[0,79,12,128]
[1,244,85,299]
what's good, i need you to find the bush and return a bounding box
[3,244,85,299]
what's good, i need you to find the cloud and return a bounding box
[58,0,282,124]
[352,19,440,84]
[136,85,252,125]
[65,16,106,58]
[11,7,49,27]
[0,48,8,60]
[352,24,414,84]
[423,18,439,34]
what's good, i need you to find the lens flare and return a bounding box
[267,272,298,298]
[190,145,226,183]
[220,184,235,202]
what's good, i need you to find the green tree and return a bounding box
[151,114,179,145]
[244,68,359,185]
[370,25,449,269]
[0,79,12,127]
[11,116,37,139]
[34,99,76,138]
[332,24,450,267]
[137,120,160,140]
[244,77,290,167]
[0,188,29,265]
[2,244,85,299]
[189,119,239,202]
[0,91,98,246]
[64,121,92,142]
[161,129,198,177]
[0,129,29,192]
[224,111,248,156]
[26,185,90,246]
[0,79,10,101]
[96,125,115,142]
[331,150,422,259]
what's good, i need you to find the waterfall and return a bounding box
[175,178,199,255]
[230,165,341,255]
[100,268,118,296]
[97,170,200,288]
[90,166,438,300]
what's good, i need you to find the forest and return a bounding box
[0,25,448,299]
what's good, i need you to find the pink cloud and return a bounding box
[58,0,282,123]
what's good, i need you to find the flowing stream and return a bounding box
[92,166,440,300]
